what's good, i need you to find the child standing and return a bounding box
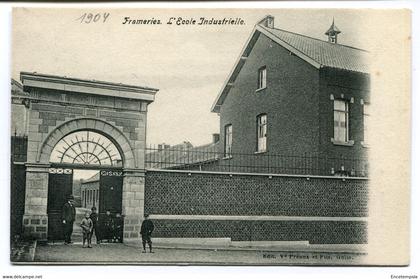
[80,212,93,248]
[103,210,114,243]
[90,207,100,244]
[140,214,154,253]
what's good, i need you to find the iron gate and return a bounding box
[47,168,73,241]
[99,169,123,215]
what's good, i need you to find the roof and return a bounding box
[146,142,220,169]
[82,173,100,184]
[263,26,368,73]
[211,16,369,113]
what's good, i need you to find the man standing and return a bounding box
[62,195,76,244]
[140,213,154,253]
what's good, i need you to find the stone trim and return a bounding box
[21,72,158,100]
[330,138,355,146]
[25,163,50,173]
[24,97,148,113]
[149,214,368,222]
[123,168,146,177]
[145,168,368,181]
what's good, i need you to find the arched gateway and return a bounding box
[19,72,158,240]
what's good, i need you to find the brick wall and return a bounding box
[319,68,370,161]
[152,220,366,244]
[144,171,368,244]
[219,34,320,158]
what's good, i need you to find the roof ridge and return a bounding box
[266,26,368,52]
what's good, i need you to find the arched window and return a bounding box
[50,131,122,166]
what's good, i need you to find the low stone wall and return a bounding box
[144,170,368,244]
[22,215,48,239]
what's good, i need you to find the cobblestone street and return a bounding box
[33,242,366,265]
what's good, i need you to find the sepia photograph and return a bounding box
[6,6,411,269]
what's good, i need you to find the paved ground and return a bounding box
[33,242,366,265]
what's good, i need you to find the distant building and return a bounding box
[146,137,219,171]
[80,173,100,210]
[210,16,370,176]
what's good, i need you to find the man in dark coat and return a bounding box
[62,195,76,244]
[103,210,114,243]
[140,213,154,253]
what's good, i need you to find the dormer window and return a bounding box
[257,66,267,90]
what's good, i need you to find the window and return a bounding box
[257,66,267,90]
[363,103,370,145]
[224,124,232,157]
[333,100,349,142]
[257,114,267,152]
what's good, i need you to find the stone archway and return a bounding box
[38,117,136,168]
[20,72,158,240]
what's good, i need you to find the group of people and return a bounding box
[80,208,124,248]
[61,195,155,252]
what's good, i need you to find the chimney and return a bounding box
[212,133,220,143]
[158,143,170,151]
[258,15,274,29]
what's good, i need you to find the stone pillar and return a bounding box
[122,169,145,239]
[22,163,49,240]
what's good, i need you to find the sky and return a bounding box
[12,8,373,147]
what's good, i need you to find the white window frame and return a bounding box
[333,99,349,143]
[363,103,370,146]
[256,114,267,153]
[224,124,233,158]
[257,66,267,90]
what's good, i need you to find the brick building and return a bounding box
[80,173,100,210]
[10,17,370,247]
[142,16,370,246]
[211,16,370,176]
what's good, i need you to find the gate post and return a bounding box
[22,163,50,240]
[122,169,145,240]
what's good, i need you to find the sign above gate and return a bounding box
[100,170,123,177]
[49,168,73,174]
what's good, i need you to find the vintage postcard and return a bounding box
[8,7,411,266]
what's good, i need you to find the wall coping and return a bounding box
[145,168,369,181]
[21,72,158,102]
[150,214,368,222]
